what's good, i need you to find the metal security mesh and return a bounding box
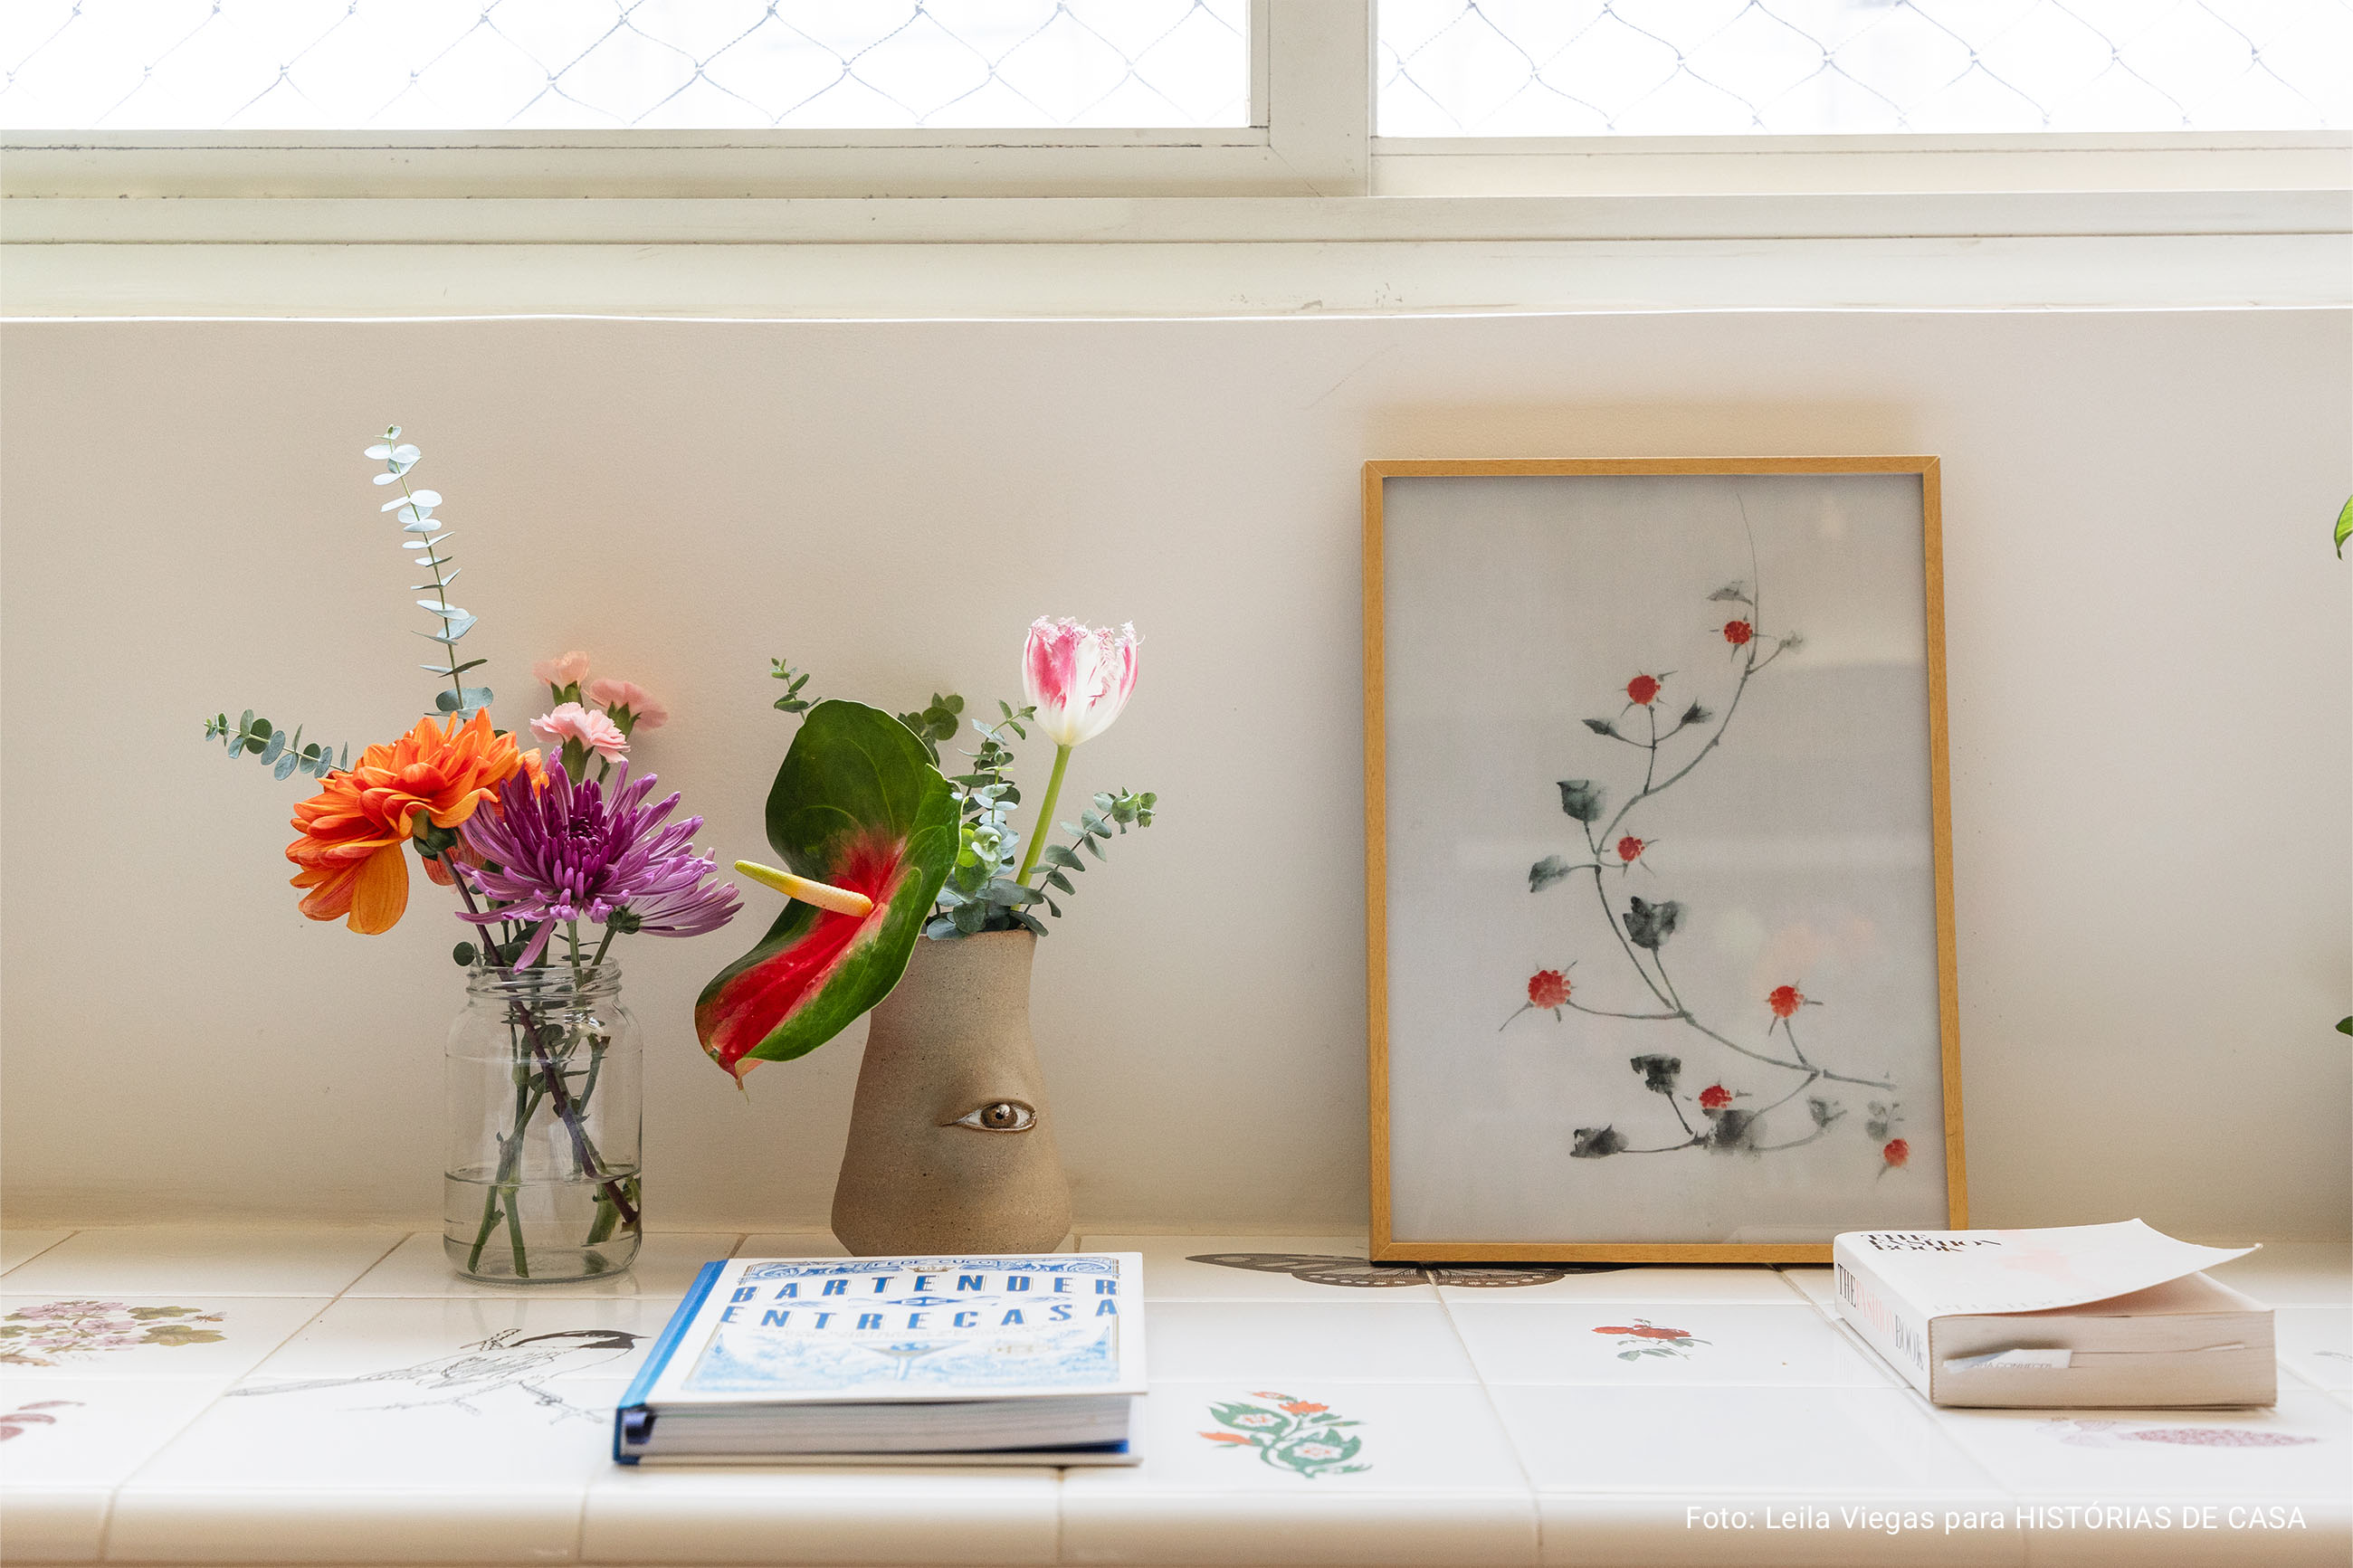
[1381,0,2353,134]
[0,0,1249,129]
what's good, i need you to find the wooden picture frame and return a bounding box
[1364,458,1965,1264]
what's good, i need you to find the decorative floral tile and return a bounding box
[1451,1302,1895,1387]
[1491,1384,1997,1497]
[1434,1264,1812,1307]
[1927,1386,2350,1501]
[2273,1307,2351,1392]
[235,1292,681,1389]
[1142,1300,1478,1383]
[341,1229,742,1298]
[0,1227,403,1298]
[585,1466,1062,1566]
[0,1231,76,1276]
[107,1375,630,1563]
[0,1295,330,1382]
[0,1377,225,1563]
[1075,1235,1448,1301]
[1062,1381,1537,1566]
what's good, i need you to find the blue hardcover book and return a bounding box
[614,1252,1146,1464]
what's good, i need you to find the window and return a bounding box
[0,1,1251,130]
[1378,0,2353,136]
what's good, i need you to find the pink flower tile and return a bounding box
[1928,1386,2351,1502]
[0,1295,329,1383]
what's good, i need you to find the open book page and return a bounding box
[1838,1220,2255,1318]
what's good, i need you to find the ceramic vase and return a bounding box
[832,928,1072,1255]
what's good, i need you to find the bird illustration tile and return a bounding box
[0,1295,330,1382]
[1449,1302,1895,1387]
[232,1293,674,1385]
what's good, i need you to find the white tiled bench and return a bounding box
[1,1227,2345,1567]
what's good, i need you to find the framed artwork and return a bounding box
[1363,458,1964,1263]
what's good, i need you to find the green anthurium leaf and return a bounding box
[693,700,955,1079]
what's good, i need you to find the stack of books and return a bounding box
[1834,1219,2272,1408]
[615,1251,1146,1464]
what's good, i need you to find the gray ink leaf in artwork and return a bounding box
[1704,1108,1758,1153]
[1681,701,1712,726]
[1808,1098,1841,1130]
[1631,1054,1681,1094]
[1571,1126,1628,1158]
[1529,855,1577,892]
[1558,779,1605,822]
[1622,896,1682,950]
[1581,718,1617,736]
[1709,583,1751,603]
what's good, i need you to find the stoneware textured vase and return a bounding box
[832,928,1072,1255]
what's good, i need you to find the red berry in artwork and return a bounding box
[1767,984,1805,1018]
[1883,1138,1910,1168]
[1699,1084,1731,1110]
[1615,836,1644,863]
[1723,620,1754,645]
[1527,970,1571,1010]
[1625,673,1662,706]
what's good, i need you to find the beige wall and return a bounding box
[2,310,2347,1241]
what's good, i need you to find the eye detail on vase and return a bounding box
[948,1100,1036,1134]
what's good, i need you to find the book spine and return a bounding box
[614,1259,726,1464]
[1832,1240,1935,1398]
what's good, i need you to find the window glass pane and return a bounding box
[1379,0,2353,135]
[1,0,1249,129]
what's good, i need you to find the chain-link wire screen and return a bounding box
[1,1,1249,129]
[1381,0,2351,134]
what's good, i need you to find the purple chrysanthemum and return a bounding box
[458,764,739,967]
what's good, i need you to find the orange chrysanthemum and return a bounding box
[285,711,542,935]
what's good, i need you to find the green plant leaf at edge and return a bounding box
[693,700,956,1077]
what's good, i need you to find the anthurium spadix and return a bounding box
[694,700,956,1081]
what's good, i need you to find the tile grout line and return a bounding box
[1431,1274,1546,1565]
[95,1229,417,1563]
[0,1227,83,1280]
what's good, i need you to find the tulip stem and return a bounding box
[1015,743,1072,886]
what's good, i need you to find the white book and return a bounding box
[1832,1220,2272,1408]
[615,1253,1146,1464]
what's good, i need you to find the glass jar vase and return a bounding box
[443,965,642,1283]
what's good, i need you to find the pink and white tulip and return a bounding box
[1023,618,1139,748]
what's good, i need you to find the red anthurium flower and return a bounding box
[1615,836,1644,864]
[1723,619,1753,645]
[1767,984,1805,1018]
[1698,1084,1731,1110]
[1882,1138,1910,1169]
[1527,969,1571,1010]
[1625,673,1662,706]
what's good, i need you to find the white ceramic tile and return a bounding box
[1143,1301,1477,1383]
[343,1230,741,1298]
[0,1228,403,1298]
[1928,1386,2352,1503]
[1536,1494,2026,1567]
[735,1231,846,1259]
[1494,1384,2001,1497]
[0,1231,76,1276]
[108,1375,629,1562]
[1062,1381,1535,1566]
[1437,1265,1813,1307]
[1777,1265,1837,1308]
[1075,1235,1442,1302]
[0,1295,329,1385]
[2272,1307,2351,1392]
[2017,1504,2352,1568]
[1451,1302,1896,1388]
[585,1465,1061,1564]
[0,1379,224,1563]
[2204,1244,2352,1308]
[237,1293,684,1387]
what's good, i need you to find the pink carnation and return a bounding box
[532,651,592,688]
[586,678,668,731]
[529,702,628,762]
